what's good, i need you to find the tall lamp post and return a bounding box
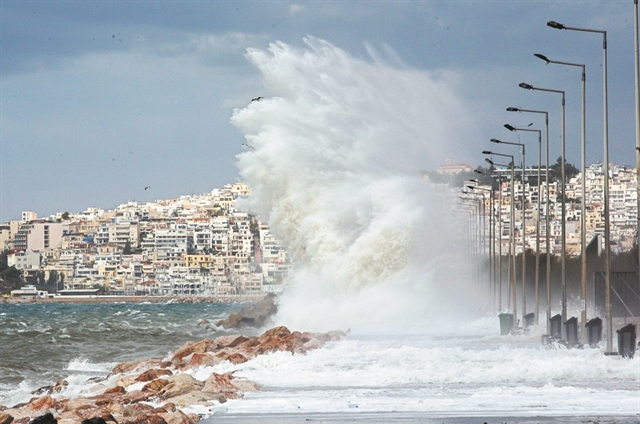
[519,82,568,337]
[503,126,543,326]
[469,182,495,308]
[534,53,589,344]
[485,152,517,320]
[634,0,640,290]
[491,137,527,324]
[547,19,613,352]
[477,169,504,310]
[507,107,550,328]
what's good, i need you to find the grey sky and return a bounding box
[1,1,637,222]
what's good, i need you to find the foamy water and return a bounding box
[226,37,639,420]
[232,37,482,334]
[189,320,639,418]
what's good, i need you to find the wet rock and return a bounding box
[27,396,58,412]
[171,340,212,364]
[135,369,172,382]
[160,374,203,400]
[81,418,107,424]
[215,294,278,329]
[0,411,14,424]
[28,413,56,424]
[186,352,219,368]
[142,378,170,392]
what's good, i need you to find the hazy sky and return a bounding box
[1,1,638,222]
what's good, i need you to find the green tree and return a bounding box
[550,156,579,182]
[61,212,70,220]
[47,270,58,286]
[123,241,133,255]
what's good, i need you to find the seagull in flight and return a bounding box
[242,143,255,150]
[251,96,263,102]
[145,186,151,190]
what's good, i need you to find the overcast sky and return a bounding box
[1,1,638,222]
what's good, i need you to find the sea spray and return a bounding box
[231,38,483,332]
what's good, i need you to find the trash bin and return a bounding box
[524,312,535,328]
[617,324,636,359]
[586,317,602,347]
[550,314,562,338]
[498,313,514,336]
[564,317,578,345]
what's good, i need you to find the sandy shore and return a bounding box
[201,412,640,423]
[0,294,263,304]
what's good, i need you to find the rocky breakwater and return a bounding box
[0,326,346,424]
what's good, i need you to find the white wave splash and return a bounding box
[232,38,482,332]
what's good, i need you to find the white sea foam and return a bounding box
[203,326,639,417]
[232,37,481,333]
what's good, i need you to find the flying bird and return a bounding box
[242,143,255,150]
[145,186,151,190]
[251,96,263,102]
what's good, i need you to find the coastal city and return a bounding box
[1,160,637,299]
[0,182,290,298]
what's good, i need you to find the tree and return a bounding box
[47,270,59,286]
[550,156,579,182]
[123,241,133,255]
[61,212,70,220]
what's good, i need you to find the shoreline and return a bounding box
[201,412,640,423]
[0,294,264,305]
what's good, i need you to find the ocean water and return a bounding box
[2,303,637,420]
[0,301,246,408]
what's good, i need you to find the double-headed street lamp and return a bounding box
[519,82,568,336]
[534,52,589,345]
[547,19,613,352]
[507,107,550,328]
[484,151,517,320]
[491,137,527,324]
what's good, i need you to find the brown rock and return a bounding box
[120,390,157,404]
[214,351,247,365]
[0,412,13,424]
[187,353,219,368]
[142,378,170,392]
[302,337,323,351]
[210,334,251,349]
[202,373,235,393]
[111,358,162,375]
[158,409,193,424]
[27,396,58,412]
[103,386,126,395]
[230,379,259,393]
[170,340,212,364]
[160,375,203,400]
[162,391,225,407]
[51,380,68,394]
[135,369,172,382]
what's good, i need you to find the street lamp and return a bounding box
[634,0,640,303]
[547,19,613,352]
[519,81,568,338]
[491,137,527,324]
[469,182,495,308]
[477,169,504,310]
[485,152,517,321]
[507,107,550,328]
[535,52,589,344]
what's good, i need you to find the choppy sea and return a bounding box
[1,301,638,420]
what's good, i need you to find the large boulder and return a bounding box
[215,294,277,329]
[0,412,13,424]
[28,413,57,424]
